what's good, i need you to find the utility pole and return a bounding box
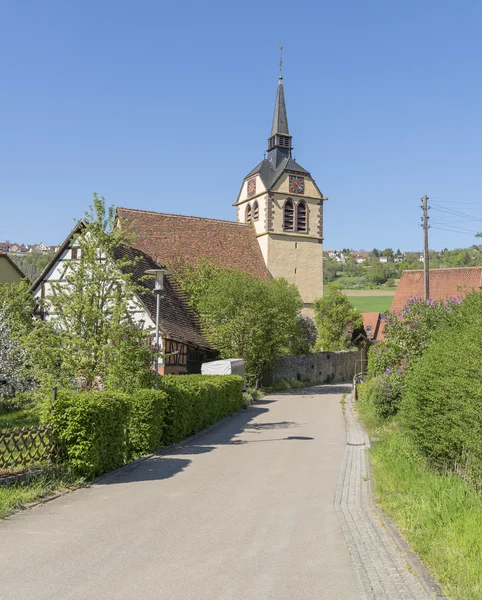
[421,194,430,300]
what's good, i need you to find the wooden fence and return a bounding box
[0,425,58,476]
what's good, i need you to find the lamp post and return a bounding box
[145,268,169,389]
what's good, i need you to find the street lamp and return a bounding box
[145,268,169,388]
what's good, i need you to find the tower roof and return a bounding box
[270,76,290,137]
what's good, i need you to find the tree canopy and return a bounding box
[313,284,363,352]
[178,260,304,385]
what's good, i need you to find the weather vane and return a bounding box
[279,45,283,79]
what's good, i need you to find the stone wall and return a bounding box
[265,349,365,386]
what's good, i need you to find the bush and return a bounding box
[400,293,482,489]
[360,373,404,420]
[43,389,129,477]
[158,375,243,445]
[41,375,243,477]
[127,389,168,459]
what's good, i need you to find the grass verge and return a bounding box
[0,467,85,519]
[0,407,40,431]
[357,397,482,600]
[346,295,393,313]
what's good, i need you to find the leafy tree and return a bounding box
[313,285,363,351]
[0,280,36,338]
[372,248,380,257]
[368,262,389,285]
[323,256,339,283]
[0,304,33,405]
[39,194,155,391]
[291,315,318,355]
[178,260,303,385]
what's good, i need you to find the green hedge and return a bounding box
[127,389,168,460]
[43,375,244,477]
[159,375,244,445]
[400,293,482,489]
[45,390,129,478]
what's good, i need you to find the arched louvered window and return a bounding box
[246,203,252,223]
[284,199,294,231]
[296,201,307,232]
[253,201,259,221]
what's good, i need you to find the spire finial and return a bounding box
[279,45,283,80]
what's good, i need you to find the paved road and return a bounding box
[1,385,363,600]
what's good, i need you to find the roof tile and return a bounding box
[117,208,271,279]
[391,267,482,313]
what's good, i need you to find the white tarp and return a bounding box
[201,359,246,389]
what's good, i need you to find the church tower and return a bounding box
[234,68,326,313]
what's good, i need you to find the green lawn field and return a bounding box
[346,295,393,313]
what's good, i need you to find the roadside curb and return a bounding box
[335,388,447,600]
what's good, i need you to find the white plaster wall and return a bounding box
[257,234,268,264]
[237,173,267,209]
[32,246,157,345]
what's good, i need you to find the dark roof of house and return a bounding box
[114,245,213,350]
[116,208,271,279]
[391,267,482,313]
[0,251,27,279]
[245,156,311,190]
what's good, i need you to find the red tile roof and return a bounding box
[117,208,270,279]
[391,267,482,313]
[361,312,385,341]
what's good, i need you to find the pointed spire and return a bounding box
[270,76,290,136]
[267,48,292,169]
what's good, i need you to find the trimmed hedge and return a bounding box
[43,375,244,477]
[158,375,244,445]
[400,293,482,489]
[46,390,129,478]
[127,389,168,460]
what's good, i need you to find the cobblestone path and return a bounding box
[336,392,446,600]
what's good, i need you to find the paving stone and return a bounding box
[335,392,445,600]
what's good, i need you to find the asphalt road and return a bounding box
[1,385,362,600]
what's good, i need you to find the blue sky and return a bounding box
[1,0,482,251]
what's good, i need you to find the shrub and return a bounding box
[158,375,243,445]
[127,389,168,459]
[360,373,404,419]
[368,297,459,377]
[400,292,482,489]
[42,389,129,477]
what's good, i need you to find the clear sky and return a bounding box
[1,1,482,251]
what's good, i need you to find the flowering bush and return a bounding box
[368,296,460,376]
[366,296,460,418]
[0,304,33,406]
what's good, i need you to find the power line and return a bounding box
[431,226,481,236]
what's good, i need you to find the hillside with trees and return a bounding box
[324,245,482,289]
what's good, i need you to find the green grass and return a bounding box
[0,467,85,519]
[357,397,482,600]
[347,296,393,313]
[0,407,40,432]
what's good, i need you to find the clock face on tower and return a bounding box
[289,175,305,194]
[247,178,256,198]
